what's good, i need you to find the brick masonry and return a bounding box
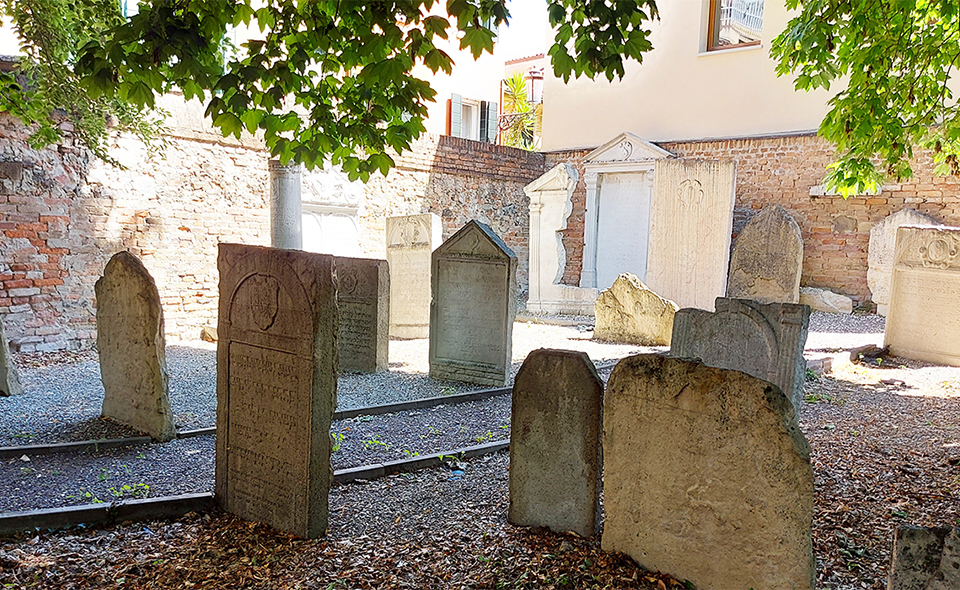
[0,114,543,352]
[546,133,960,304]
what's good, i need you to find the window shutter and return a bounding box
[450,94,463,138]
[480,100,498,144]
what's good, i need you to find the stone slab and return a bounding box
[885,225,960,366]
[386,214,442,339]
[602,354,814,590]
[593,273,677,346]
[215,243,337,539]
[727,203,803,303]
[889,525,960,590]
[508,349,603,537]
[868,209,940,316]
[646,159,736,311]
[429,221,517,387]
[670,297,811,409]
[95,251,175,442]
[0,319,22,397]
[800,286,853,314]
[333,257,389,373]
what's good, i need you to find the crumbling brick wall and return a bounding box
[546,133,960,304]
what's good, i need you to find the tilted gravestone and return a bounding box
[889,525,960,590]
[593,273,678,346]
[602,355,814,590]
[509,349,603,537]
[95,251,175,442]
[429,221,517,386]
[386,213,442,339]
[885,225,960,366]
[333,256,389,373]
[0,319,22,397]
[670,297,811,409]
[727,203,803,304]
[645,158,736,311]
[216,243,337,538]
[869,209,941,316]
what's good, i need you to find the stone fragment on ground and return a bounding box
[889,525,960,590]
[800,286,854,314]
[0,319,22,397]
[593,273,677,346]
[95,251,175,442]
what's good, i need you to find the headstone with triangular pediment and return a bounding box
[429,221,517,386]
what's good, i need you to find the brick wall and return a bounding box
[0,115,543,352]
[546,133,960,303]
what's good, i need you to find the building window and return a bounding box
[448,94,499,144]
[707,0,763,51]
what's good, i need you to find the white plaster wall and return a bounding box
[541,1,836,151]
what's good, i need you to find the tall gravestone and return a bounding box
[509,349,603,537]
[602,354,814,590]
[333,257,388,373]
[429,220,517,386]
[386,214,442,339]
[0,319,23,397]
[727,203,803,304]
[885,225,960,366]
[95,251,175,442]
[593,273,677,346]
[670,297,811,409]
[216,243,338,538]
[645,159,736,311]
[868,209,941,316]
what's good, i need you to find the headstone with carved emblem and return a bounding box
[333,256,389,372]
[386,214,442,339]
[429,220,517,386]
[885,225,960,365]
[215,243,337,538]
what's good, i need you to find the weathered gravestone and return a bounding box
[95,251,175,442]
[216,243,337,538]
[429,221,517,386]
[593,273,678,346]
[889,525,960,590]
[869,209,941,316]
[509,349,603,537]
[386,214,442,339]
[670,297,811,409]
[645,158,736,311]
[602,355,814,590]
[727,203,803,304]
[885,225,960,366]
[0,319,22,397]
[333,257,388,373]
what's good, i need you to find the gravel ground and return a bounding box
[1,311,958,589]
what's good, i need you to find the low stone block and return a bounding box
[334,257,389,373]
[602,355,814,590]
[670,297,811,409]
[0,319,23,396]
[727,203,803,303]
[889,525,960,590]
[594,274,677,346]
[200,326,218,342]
[96,251,175,442]
[509,349,603,537]
[800,286,853,314]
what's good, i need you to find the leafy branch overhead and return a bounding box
[771,0,960,196]
[61,0,659,180]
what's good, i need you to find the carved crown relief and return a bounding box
[583,132,673,165]
[895,226,960,270]
[302,165,363,208]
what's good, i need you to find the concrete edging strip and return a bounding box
[0,387,511,458]
[0,440,510,536]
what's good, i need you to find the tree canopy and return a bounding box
[2,0,658,179]
[772,0,960,196]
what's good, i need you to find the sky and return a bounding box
[497,0,549,61]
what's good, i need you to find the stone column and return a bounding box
[579,171,600,288]
[269,160,303,250]
[527,201,543,309]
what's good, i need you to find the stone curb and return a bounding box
[0,441,510,537]
[0,387,512,459]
